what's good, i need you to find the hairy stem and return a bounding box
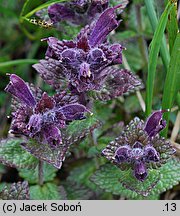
[38,160,44,186]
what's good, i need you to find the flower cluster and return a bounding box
[33,4,142,101]
[5,74,89,149]
[48,0,109,26]
[4,0,176,184]
[102,110,175,182]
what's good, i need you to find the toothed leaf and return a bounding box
[0,181,30,200]
[19,163,58,184]
[91,158,180,199]
[21,114,99,169]
[30,183,62,200]
[62,181,93,200]
[0,138,38,169]
[21,138,68,169]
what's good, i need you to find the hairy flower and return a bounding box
[5,74,89,148]
[48,0,109,26]
[102,110,175,182]
[33,4,142,100]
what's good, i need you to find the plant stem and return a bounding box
[38,160,44,186]
[90,130,99,169]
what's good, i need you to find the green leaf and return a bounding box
[124,94,142,113]
[144,0,170,71]
[114,30,137,41]
[150,157,180,195]
[161,33,180,137]
[91,158,180,199]
[67,161,102,192]
[93,101,113,122]
[0,59,38,69]
[166,3,178,55]
[30,183,62,200]
[66,114,99,137]
[0,181,30,200]
[91,163,158,199]
[0,138,38,169]
[19,163,58,184]
[0,164,6,174]
[21,114,99,169]
[22,0,67,19]
[62,181,93,200]
[145,1,174,116]
[176,92,180,109]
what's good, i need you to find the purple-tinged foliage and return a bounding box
[0,181,30,200]
[21,117,100,169]
[33,4,142,99]
[5,74,89,149]
[48,0,109,26]
[102,111,175,182]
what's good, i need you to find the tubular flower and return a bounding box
[33,4,142,100]
[102,110,175,182]
[5,74,90,149]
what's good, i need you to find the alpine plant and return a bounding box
[33,3,142,102]
[102,110,176,182]
[5,74,89,149]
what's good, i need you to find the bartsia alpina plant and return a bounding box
[102,110,176,182]
[33,4,142,101]
[5,74,89,149]
[1,0,179,201]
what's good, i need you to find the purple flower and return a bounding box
[114,142,159,181]
[144,110,167,138]
[33,4,142,100]
[47,0,109,26]
[5,74,90,149]
[102,111,175,182]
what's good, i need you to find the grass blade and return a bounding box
[0,59,38,69]
[145,2,174,116]
[22,0,67,19]
[144,0,170,71]
[166,2,178,55]
[161,33,180,137]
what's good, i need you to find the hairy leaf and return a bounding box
[21,114,100,169]
[91,158,180,199]
[30,183,62,200]
[0,138,38,169]
[0,181,30,200]
[62,181,93,200]
[67,161,99,191]
[19,163,58,184]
